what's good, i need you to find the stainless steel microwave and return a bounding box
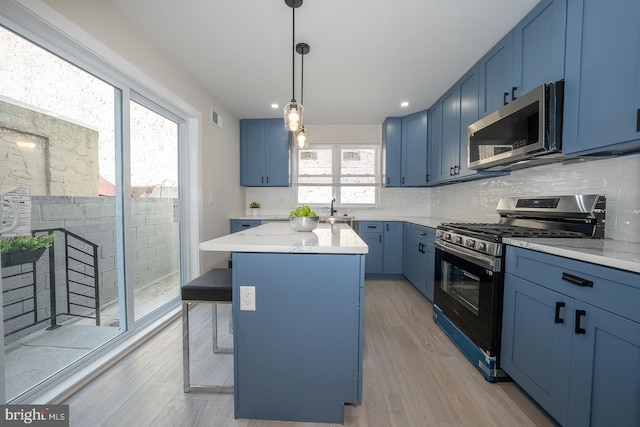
[467,80,564,171]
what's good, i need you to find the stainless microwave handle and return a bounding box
[435,240,500,272]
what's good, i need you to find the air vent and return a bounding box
[211,108,223,128]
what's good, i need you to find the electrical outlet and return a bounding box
[239,286,256,311]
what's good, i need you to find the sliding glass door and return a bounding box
[0,19,186,402]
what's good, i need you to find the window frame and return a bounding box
[294,143,380,208]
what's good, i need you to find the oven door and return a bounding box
[434,240,503,357]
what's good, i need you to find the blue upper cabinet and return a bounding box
[428,66,507,184]
[381,112,429,187]
[240,119,291,187]
[479,0,566,118]
[512,0,567,96]
[431,87,460,183]
[401,110,429,186]
[563,0,640,155]
[478,32,514,118]
[381,117,402,187]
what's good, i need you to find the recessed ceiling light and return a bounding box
[271,103,279,109]
[401,101,409,108]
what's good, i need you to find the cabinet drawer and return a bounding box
[506,246,640,323]
[230,219,262,233]
[358,221,383,232]
[412,225,435,241]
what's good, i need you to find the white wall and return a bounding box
[34,0,245,269]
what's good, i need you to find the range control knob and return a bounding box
[476,242,487,252]
[453,236,463,245]
[443,233,451,241]
[465,239,475,249]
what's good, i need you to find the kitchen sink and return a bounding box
[319,216,355,228]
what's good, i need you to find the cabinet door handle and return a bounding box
[386,224,389,231]
[636,108,640,132]
[503,92,509,105]
[453,165,460,175]
[575,309,587,334]
[449,166,454,176]
[379,235,382,243]
[511,86,518,101]
[266,176,269,183]
[554,301,565,324]
[561,272,593,287]
[261,177,264,184]
[402,177,405,185]
[418,243,424,253]
[387,177,390,184]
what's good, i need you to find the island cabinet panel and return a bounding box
[232,252,364,424]
[563,0,640,155]
[240,118,291,187]
[502,246,640,427]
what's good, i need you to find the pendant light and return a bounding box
[295,42,310,149]
[283,0,304,132]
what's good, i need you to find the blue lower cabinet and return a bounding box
[358,221,403,275]
[403,224,435,301]
[502,246,640,426]
[232,252,364,424]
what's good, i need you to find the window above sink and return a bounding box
[294,144,379,208]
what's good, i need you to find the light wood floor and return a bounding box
[64,279,555,426]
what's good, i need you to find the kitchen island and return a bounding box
[199,222,368,424]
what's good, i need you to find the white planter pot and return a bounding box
[250,208,260,217]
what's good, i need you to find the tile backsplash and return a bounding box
[246,153,639,243]
[431,153,640,243]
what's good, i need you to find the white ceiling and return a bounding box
[109,0,540,125]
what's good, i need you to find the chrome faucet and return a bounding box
[330,198,337,216]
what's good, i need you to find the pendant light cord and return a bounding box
[300,50,304,105]
[291,6,296,102]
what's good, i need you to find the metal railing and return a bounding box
[1,228,100,337]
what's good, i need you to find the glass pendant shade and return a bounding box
[284,101,303,132]
[295,126,309,149]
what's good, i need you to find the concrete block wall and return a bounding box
[1,196,179,341]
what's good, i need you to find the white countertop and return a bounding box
[504,237,640,274]
[200,222,368,254]
[231,214,448,229]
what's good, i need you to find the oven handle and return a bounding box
[435,240,500,272]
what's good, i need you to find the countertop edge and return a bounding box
[504,238,640,274]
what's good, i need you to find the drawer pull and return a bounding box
[554,301,565,324]
[242,224,251,228]
[575,309,587,334]
[561,272,593,288]
[367,225,377,229]
[419,232,427,236]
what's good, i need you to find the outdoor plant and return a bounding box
[0,234,56,254]
[249,202,260,208]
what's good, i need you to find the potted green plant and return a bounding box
[1,234,55,268]
[249,202,261,217]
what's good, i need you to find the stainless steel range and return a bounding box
[433,194,606,382]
